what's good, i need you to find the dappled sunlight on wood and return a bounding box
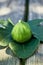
[0,48,12,61]
[0,0,6,2]
[0,47,20,65]
[30,4,43,14]
[0,7,11,16]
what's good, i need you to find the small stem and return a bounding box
[23,0,29,22]
[20,59,26,65]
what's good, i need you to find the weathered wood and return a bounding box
[0,47,20,65]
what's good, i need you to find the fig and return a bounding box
[11,20,32,43]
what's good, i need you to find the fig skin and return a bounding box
[11,20,32,43]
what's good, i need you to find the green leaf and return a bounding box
[0,18,14,46]
[28,19,43,42]
[0,19,40,59]
[9,37,40,59]
[0,18,14,28]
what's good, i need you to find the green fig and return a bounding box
[11,20,32,43]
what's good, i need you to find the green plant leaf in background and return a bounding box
[9,37,40,59]
[28,19,43,42]
[0,18,14,46]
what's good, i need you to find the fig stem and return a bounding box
[23,0,29,22]
[20,59,26,65]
